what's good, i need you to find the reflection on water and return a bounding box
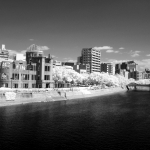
[1,91,150,149]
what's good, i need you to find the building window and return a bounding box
[32,84,36,88]
[38,84,42,88]
[21,74,29,80]
[23,84,28,88]
[14,84,18,88]
[44,75,50,80]
[32,75,36,80]
[37,75,40,80]
[45,66,50,71]
[2,83,8,87]
[12,73,19,80]
[45,83,49,88]
[33,65,36,71]
[45,66,47,71]
[13,63,16,69]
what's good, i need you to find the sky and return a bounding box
[0,0,150,71]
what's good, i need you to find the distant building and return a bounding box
[115,61,138,80]
[128,70,143,80]
[53,60,62,67]
[77,56,82,64]
[101,62,115,75]
[62,61,76,66]
[142,72,150,79]
[15,53,26,61]
[62,66,73,70]
[135,71,143,80]
[77,47,101,73]
[115,61,137,74]
[73,64,90,74]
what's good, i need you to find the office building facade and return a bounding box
[115,61,137,74]
[101,62,115,75]
[73,63,90,74]
[115,61,140,80]
[77,48,101,73]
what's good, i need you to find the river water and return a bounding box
[0,91,150,149]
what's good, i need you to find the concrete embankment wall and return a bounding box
[0,87,126,106]
[0,89,67,105]
[127,85,150,91]
[135,85,150,91]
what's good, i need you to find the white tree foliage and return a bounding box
[53,67,150,86]
[52,67,132,87]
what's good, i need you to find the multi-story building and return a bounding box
[100,62,115,75]
[115,61,137,74]
[77,47,101,73]
[115,61,138,80]
[128,70,143,80]
[142,72,150,79]
[73,63,90,74]
[135,71,143,80]
[0,44,54,88]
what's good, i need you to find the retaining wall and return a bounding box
[0,87,126,106]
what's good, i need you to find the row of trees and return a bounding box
[52,67,134,87]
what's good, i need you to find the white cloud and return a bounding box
[129,50,141,57]
[135,59,150,66]
[146,54,150,56]
[29,39,34,41]
[37,46,49,51]
[63,58,77,62]
[92,46,113,50]
[52,55,58,59]
[106,49,119,53]
[63,57,72,60]
[119,47,124,50]
[7,49,26,56]
[67,60,77,62]
[8,50,19,54]
[92,46,120,53]
[107,59,130,64]
[132,53,140,57]
[106,49,115,53]
[20,50,27,54]
[7,45,49,56]
[134,59,150,70]
[8,50,26,57]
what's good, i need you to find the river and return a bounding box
[0,91,150,149]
